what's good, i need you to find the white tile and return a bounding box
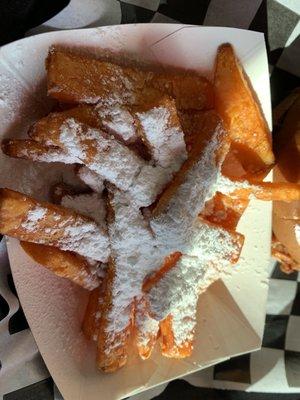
[275,0,300,14]
[286,316,300,352]
[250,348,290,392]
[267,279,297,315]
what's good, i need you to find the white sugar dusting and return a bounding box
[21,206,47,231]
[58,119,145,191]
[136,103,187,169]
[97,104,137,143]
[77,167,104,193]
[135,298,159,350]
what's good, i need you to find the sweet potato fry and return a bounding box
[46,47,153,105]
[152,73,214,110]
[30,117,146,192]
[97,257,133,372]
[135,297,159,360]
[159,315,194,358]
[214,43,274,173]
[20,241,99,290]
[222,178,300,202]
[46,47,214,110]
[152,110,227,216]
[0,188,109,262]
[201,192,248,231]
[83,287,101,340]
[2,139,77,164]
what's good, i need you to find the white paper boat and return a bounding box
[0,24,272,400]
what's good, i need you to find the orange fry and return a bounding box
[1,139,77,164]
[152,73,214,110]
[0,188,109,262]
[21,241,99,290]
[227,180,300,202]
[46,47,214,110]
[159,315,193,358]
[82,286,101,341]
[214,43,274,173]
[135,297,159,360]
[97,258,133,372]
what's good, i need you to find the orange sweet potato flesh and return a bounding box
[214,44,274,174]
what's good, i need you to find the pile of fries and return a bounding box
[1,44,299,373]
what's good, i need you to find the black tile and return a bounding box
[214,354,251,383]
[157,0,211,25]
[120,2,155,24]
[271,263,299,281]
[0,0,70,45]
[262,315,289,349]
[285,351,300,388]
[270,67,300,108]
[291,283,300,316]
[4,378,54,400]
[7,274,29,334]
[0,292,9,322]
[9,306,29,334]
[7,274,17,298]
[153,379,300,399]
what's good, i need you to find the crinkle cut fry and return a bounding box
[46,47,214,110]
[0,188,109,262]
[20,241,99,290]
[214,43,274,173]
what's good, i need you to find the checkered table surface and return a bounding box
[0,1,299,399]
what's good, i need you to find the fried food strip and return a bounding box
[201,192,248,231]
[30,117,146,192]
[47,47,153,105]
[272,235,300,273]
[152,110,227,217]
[152,73,214,110]
[1,139,78,164]
[214,43,274,173]
[97,256,134,372]
[135,297,159,360]
[46,47,214,110]
[20,241,99,290]
[77,167,104,193]
[159,312,195,358]
[217,176,300,202]
[83,287,101,340]
[0,188,109,262]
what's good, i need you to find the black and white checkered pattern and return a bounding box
[0,0,299,399]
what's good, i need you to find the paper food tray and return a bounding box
[0,24,272,400]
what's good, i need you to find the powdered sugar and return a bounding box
[97,104,137,143]
[77,167,104,193]
[19,146,80,164]
[21,206,47,231]
[136,101,187,169]
[58,119,145,191]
